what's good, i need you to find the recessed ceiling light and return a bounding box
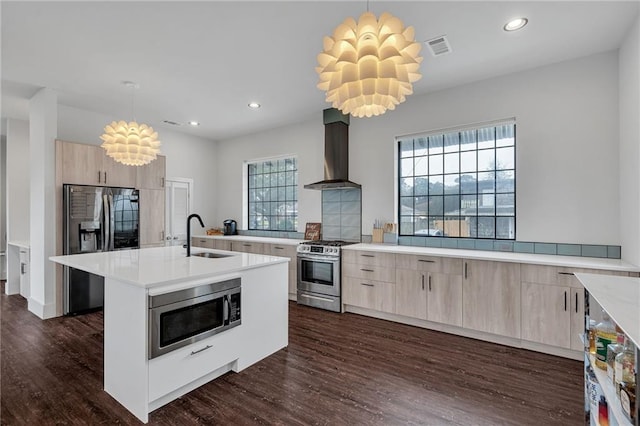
[188,121,200,126]
[248,102,261,109]
[504,18,528,32]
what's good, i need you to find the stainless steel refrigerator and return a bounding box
[63,184,139,315]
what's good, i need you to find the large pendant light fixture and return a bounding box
[100,81,161,166]
[316,8,422,118]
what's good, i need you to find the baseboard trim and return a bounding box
[28,298,58,319]
[343,305,582,361]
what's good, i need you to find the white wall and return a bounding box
[57,105,219,229]
[6,118,30,242]
[619,16,640,264]
[217,51,621,246]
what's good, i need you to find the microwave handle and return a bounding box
[223,295,230,326]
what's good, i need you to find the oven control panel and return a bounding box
[297,245,340,256]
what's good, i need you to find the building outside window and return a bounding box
[247,157,298,231]
[397,120,515,239]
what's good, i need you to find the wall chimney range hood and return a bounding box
[304,108,361,190]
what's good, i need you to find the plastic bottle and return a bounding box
[595,310,616,370]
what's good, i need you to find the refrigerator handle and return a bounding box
[103,194,110,251]
[109,194,115,251]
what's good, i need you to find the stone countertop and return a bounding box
[343,243,640,272]
[576,273,640,348]
[50,245,289,288]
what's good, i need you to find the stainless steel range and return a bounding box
[296,240,356,312]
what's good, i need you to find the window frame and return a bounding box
[245,155,298,232]
[395,119,516,240]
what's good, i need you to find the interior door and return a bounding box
[165,179,192,246]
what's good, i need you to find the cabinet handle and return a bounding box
[190,344,213,356]
[557,272,574,276]
[98,171,101,183]
[464,262,468,279]
[274,247,284,250]
[360,283,374,287]
[20,263,25,274]
[242,244,251,247]
[161,231,164,240]
[421,274,425,290]
[564,291,567,311]
[360,268,374,272]
[104,171,107,184]
[428,275,432,292]
[161,177,165,187]
[360,254,375,258]
[575,292,578,313]
[418,259,436,263]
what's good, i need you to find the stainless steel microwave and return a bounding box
[148,278,241,359]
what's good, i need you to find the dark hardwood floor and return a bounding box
[1,283,584,425]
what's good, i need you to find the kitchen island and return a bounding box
[50,245,289,423]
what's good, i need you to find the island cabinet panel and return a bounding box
[343,276,395,313]
[462,259,521,339]
[139,189,166,248]
[148,329,238,403]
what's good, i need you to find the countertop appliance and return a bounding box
[148,277,241,359]
[63,184,139,315]
[297,240,357,312]
[223,219,237,235]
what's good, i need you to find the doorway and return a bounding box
[165,178,193,247]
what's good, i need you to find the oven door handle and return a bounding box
[297,255,340,263]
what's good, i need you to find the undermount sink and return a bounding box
[192,252,231,259]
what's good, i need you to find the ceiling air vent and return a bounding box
[425,35,452,57]
[162,120,183,126]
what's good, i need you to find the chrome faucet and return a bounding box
[186,213,205,257]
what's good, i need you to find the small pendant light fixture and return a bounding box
[316,3,422,118]
[100,81,161,166]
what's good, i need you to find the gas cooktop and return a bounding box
[297,240,358,256]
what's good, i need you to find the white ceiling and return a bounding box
[2,1,638,141]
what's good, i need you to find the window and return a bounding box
[397,121,515,239]
[248,157,298,231]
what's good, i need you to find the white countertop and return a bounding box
[576,273,640,348]
[50,246,290,288]
[344,243,640,272]
[8,240,30,249]
[193,235,305,245]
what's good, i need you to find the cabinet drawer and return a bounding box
[269,244,296,259]
[231,242,265,254]
[521,264,631,288]
[395,254,462,274]
[213,240,231,251]
[343,276,395,313]
[343,250,395,267]
[343,262,395,282]
[148,330,239,402]
[191,237,214,249]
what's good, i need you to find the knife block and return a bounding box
[372,229,384,243]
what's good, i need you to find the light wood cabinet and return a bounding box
[191,237,214,249]
[60,141,136,187]
[139,189,165,247]
[268,244,298,297]
[462,259,521,338]
[343,250,395,268]
[343,276,395,313]
[136,155,166,189]
[230,241,264,254]
[213,239,231,251]
[394,254,463,327]
[569,288,585,351]
[521,282,571,348]
[395,269,427,319]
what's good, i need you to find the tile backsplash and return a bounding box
[322,189,362,242]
